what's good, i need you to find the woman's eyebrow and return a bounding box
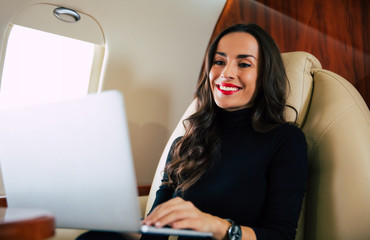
[215,52,256,60]
[215,52,226,56]
[237,54,256,59]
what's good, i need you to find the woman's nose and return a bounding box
[220,63,236,80]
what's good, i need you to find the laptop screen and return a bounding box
[0,90,142,231]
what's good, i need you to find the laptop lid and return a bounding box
[0,90,141,231]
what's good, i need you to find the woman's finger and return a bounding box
[152,208,195,228]
[142,197,188,225]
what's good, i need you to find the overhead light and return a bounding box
[53,7,80,23]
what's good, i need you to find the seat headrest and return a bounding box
[282,51,322,127]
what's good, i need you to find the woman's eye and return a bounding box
[239,63,251,68]
[214,60,224,66]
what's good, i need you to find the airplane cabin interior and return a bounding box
[0,0,369,240]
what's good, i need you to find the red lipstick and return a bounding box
[216,83,241,95]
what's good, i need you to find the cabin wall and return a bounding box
[0,0,226,194]
[211,0,369,106]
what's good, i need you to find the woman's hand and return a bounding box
[141,197,230,240]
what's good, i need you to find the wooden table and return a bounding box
[0,207,55,240]
[0,185,149,240]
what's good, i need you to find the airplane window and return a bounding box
[0,25,95,109]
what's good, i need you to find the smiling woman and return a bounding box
[140,23,307,240]
[209,32,259,111]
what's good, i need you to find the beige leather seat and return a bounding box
[145,51,370,240]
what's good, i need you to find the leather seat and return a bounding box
[145,51,370,240]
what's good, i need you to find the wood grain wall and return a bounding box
[209,0,369,106]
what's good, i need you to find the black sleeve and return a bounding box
[253,125,308,240]
[140,137,181,240]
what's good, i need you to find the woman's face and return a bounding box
[209,32,259,111]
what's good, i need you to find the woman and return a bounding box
[77,23,307,240]
[141,23,307,240]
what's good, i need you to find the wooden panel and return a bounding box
[138,185,151,196]
[209,0,369,106]
[0,197,6,208]
[0,208,55,240]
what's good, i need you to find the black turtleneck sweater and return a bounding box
[141,107,308,240]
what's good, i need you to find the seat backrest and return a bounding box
[145,51,370,240]
[302,67,370,240]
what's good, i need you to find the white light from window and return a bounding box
[0,25,95,109]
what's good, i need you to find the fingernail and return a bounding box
[155,222,161,227]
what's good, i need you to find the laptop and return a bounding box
[0,90,212,238]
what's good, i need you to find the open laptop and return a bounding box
[0,90,212,238]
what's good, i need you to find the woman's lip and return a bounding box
[216,83,242,95]
[218,83,242,88]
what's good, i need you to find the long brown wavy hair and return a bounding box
[164,23,293,193]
